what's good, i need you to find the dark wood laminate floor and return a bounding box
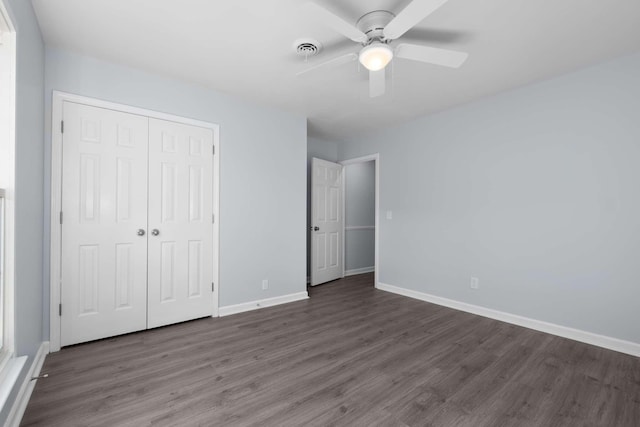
[22,273,640,426]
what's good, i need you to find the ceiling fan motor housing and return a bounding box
[356,10,395,42]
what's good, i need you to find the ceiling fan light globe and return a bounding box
[359,43,393,71]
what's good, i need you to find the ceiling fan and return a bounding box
[298,0,469,98]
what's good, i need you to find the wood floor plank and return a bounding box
[21,273,640,426]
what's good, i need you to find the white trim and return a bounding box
[340,154,380,287]
[4,341,49,427]
[345,225,375,231]
[377,282,640,358]
[212,125,220,319]
[0,0,16,366]
[219,292,309,317]
[0,1,13,34]
[0,13,24,419]
[0,356,25,414]
[340,154,380,166]
[341,163,346,279]
[49,92,63,352]
[52,91,218,129]
[345,266,375,276]
[0,349,11,380]
[49,91,220,352]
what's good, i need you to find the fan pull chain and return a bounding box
[391,59,395,97]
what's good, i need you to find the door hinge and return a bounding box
[61,120,64,134]
[212,144,215,155]
[60,211,63,224]
[212,213,215,224]
[211,282,215,292]
[59,303,62,316]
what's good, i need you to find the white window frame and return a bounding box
[0,188,8,362]
[0,0,20,405]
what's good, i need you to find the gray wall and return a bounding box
[345,161,375,272]
[9,0,44,359]
[308,137,338,164]
[1,0,44,423]
[43,48,307,334]
[306,137,338,278]
[339,51,640,344]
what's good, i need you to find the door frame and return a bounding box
[49,91,220,352]
[340,153,380,288]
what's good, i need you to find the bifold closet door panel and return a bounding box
[60,102,149,346]
[147,118,215,328]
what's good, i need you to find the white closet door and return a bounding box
[61,102,149,346]
[147,118,215,328]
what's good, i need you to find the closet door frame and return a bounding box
[49,91,220,352]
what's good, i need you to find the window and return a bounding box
[0,4,26,420]
[0,0,16,368]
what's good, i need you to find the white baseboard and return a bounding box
[345,266,375,277]
[377,283,640,358]
[5,341,50,427]
[219,292,309,317]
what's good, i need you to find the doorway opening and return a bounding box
[341,154,379,287]
[307,154,380,288]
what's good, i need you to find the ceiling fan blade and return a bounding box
[369,68,385,98]
[296,52,358,77]
[305,2,368,43]
[395,43,468,68]
[383,0,451,40]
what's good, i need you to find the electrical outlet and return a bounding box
[262,279,269,290]
[386,210,393,220]
[470,277,479,289]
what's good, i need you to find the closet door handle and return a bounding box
[151,229,160,236]
[137,229,146,236]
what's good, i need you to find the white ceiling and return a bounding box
[32,0,640,141]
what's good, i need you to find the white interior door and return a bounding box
[147,118,215,328]
[311,158,344,286]
[60,102,149,346]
